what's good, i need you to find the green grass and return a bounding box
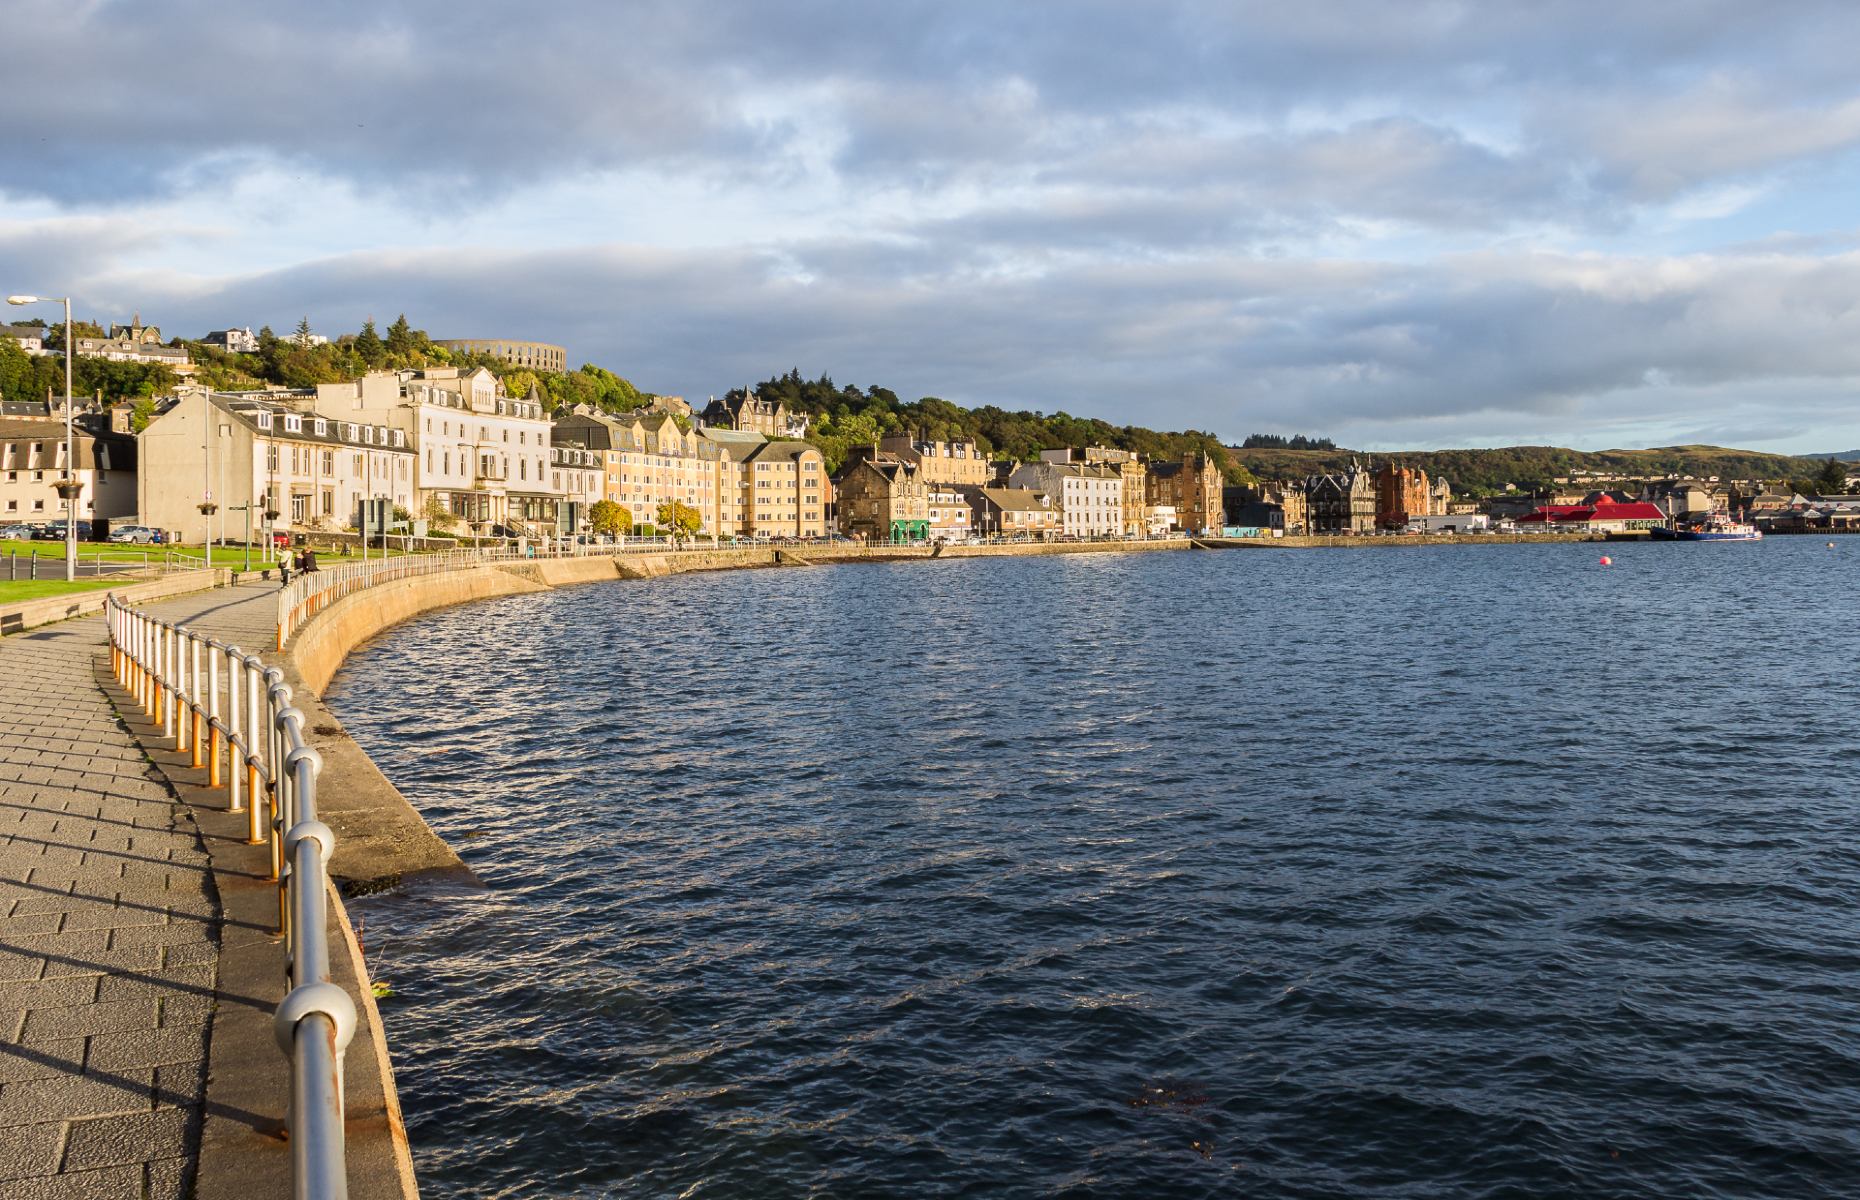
[0,578,118,603]
[0,541,421,569]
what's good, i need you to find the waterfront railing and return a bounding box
[273,537,689,647]
[105,595,355,1200]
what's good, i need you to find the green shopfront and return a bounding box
[889,520,930,543]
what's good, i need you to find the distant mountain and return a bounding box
[1803,450,1860,461]
[1224,443,1830,496]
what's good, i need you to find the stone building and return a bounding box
[700,390,811,438]
[1306,461,1376,534]
[433,338,568,374]
[878,434,990,487]
[138,389,413,544]
[836,454,929,542]
[1145,453,1225,535]
[75,314,192,373]
[927,484,973,539]
[1375,464,1432,530]
[963,485,1059,538]
[554,405,724,535]
[1,416,136,525]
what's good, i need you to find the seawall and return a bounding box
[1199,532,1605,549]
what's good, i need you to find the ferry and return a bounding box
[1651,513,1763,542]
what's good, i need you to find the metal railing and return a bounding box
[272,538,691,648]
[105,595,356,1200]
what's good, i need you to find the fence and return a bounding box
[272,537,691,648]
[105,596,355,1200]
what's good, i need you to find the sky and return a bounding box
[4,1,1860,453]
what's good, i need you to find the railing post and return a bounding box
[245,657,267,844]
[226,647,243,812]
[174,631,191,754]
[189,634,205,770]
[207,646,223,789]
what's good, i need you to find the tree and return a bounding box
[385,314,416,359]
[587,499,627,537]
[421,495,457,530]
[655,500,703,542]
[294,316,313,346]
[1814,457,1849,496]
[354,318,384,365]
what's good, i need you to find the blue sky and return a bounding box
[3,1,1859,453]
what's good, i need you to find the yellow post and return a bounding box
[208,728,222,789]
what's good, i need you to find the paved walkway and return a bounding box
[0,580,282,1198]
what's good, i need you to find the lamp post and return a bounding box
[6,295,76,582]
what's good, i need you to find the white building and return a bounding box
[200,327,260,354]
[0,417,137,525]
[317,367,554,535]
[137,390,413,544]
[1007,460,1123,537]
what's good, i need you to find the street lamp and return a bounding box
[6,295,76,582]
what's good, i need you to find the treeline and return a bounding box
[743,369,1251,480]
[1227,442,1830,495]
[0,337,176,407]
[1241,433,1335,450]
[182,317,652,415]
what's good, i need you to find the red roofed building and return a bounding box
[1517,501,1668,532]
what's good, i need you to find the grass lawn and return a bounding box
[0,542,421,569]
[0,577,118,604]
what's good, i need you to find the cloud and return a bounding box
[6,3,1860,454]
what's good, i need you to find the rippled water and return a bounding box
[327,540,1860,1198]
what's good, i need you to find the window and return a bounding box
[321,450,334,474]
[321,489,334,516]
[291,495,306,521]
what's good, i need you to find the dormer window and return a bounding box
[363,426,374,444]
[284,415,302,432]
[313,419,328,437]
[257,412,274,429]
[345,423,358,441]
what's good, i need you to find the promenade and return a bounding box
[0,581,286,1197]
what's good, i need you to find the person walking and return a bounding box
[278,554,292,588]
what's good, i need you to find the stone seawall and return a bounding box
[1200,532,1603,549]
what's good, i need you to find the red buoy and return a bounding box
[1599,555,1612,566]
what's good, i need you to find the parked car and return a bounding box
[0,524,34,540]
[37,520,95,541]
[109,525,164,544]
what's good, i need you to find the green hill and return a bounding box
[1226,444,1828,496]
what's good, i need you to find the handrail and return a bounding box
[272,538,683,648]
[105,595,356,1200]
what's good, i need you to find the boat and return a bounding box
[1651,512,1763,542]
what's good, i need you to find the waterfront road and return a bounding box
[0,580,292,1197]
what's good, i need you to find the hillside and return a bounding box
[1226,444,1829,495]
[742,370,1246,477]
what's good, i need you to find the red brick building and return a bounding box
[1376,464,1432,530]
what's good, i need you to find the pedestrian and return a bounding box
[302,547,319,574]
[278,555,292,588]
